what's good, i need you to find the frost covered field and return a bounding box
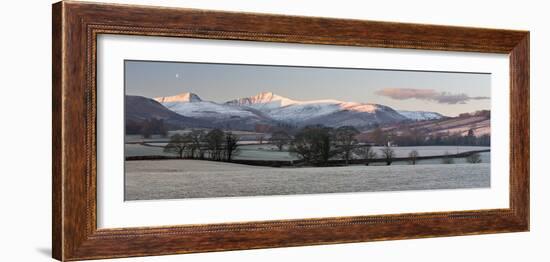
[125,160,490,200]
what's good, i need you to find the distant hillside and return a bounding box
[125,95,211,130]
[405,110,490,137]
[357,110,490,146]
[154,92,276,130]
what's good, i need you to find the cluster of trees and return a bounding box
[286,125,397,166]
[163,129,239,161]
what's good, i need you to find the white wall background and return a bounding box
[0,0,546,261]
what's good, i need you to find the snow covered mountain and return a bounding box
[125,95,212,128]
[154,92,274,130]
[302,103,407,129]
[226,92,406,126]
[397,110,445,121]
[225,92,299,110]
[148,91,444,130]
[155,92,202,103]
[155,92,258,119]
[227,92,346,122]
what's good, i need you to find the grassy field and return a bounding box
[125,159,490,200]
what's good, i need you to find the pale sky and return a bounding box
[125,60,491,117]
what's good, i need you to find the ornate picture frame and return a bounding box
[52,1,529,260]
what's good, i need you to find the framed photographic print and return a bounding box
[52,1,529,261]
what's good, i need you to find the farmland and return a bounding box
[124,130,491,200]
[125,160,490,200]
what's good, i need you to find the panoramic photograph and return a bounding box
[124,60,491,201]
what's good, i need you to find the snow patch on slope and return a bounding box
[398,110,445,121]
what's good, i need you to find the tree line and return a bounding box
[162,124,485,166]
[163,129,239,161]
[274,125,484,166]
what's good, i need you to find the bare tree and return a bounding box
[188,130,206,159]
[335,126,360,165]
[289,133,314,164]
[163,134,191,159]
[408,150,419,165]
[205,129,225,160]
[269,130,291,151]
[441,151,455,164]
[224,132,240,161]
[290,125,337,165]
[466,152,482,163]
[357,145,377,166]
[318,128,335,165]
[380,145,395,165]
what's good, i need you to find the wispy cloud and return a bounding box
[375,88,489,104]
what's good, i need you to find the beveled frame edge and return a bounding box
[52,1,529,261]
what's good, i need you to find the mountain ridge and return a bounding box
[137,91,448,130]
[155,92,202,103]
[125,95,212,129]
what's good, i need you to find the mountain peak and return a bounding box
[251,91,289,102]
[226,91,297,107]
[155,92,202,103]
